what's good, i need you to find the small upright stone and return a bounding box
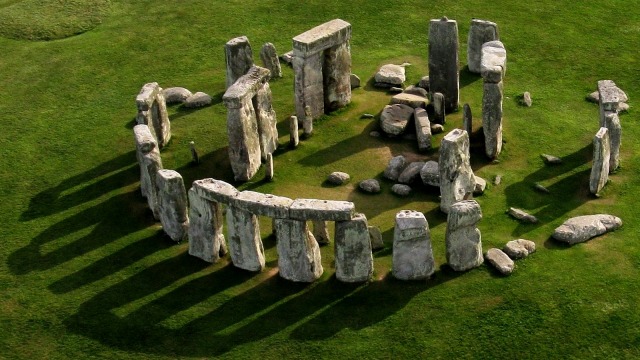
[589,127,610,195]
[303,105,313,137]
[260,42,282,79]
[391,93,428,109]
[522,91,532,107]
[189,141,199,164]
[541,154,562,165]
[485,248,514,275]
[227,206,265,272]
[225,36,254,89]
[289,115,299,147]
[432,92,446,124]
[462,103,472,134]
[429,17,459,112]
[393,210,435,280]
[350,74,361,89]
[473,175,486,195]
[418,76,430,90]
[482,80,504,159]
[265,153,274,181]
[467,19,499,73]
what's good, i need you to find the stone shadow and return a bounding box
[459,65,481,89]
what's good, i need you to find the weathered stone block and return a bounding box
[445,200,483,271]
[603,112,621,172]
[192,178,238,204]
[432,92,446,124]
[552,214,622,245]
[384,155,407,181]
[227,206,264,272]
[275,218,323,282]
[312,220,331,245]
[420,160,440,187]
[254,82,279,160]
[231,191,293,218]
[136,82,171,149]
[414,108,432,152]
[225,36,254,89]
[156,170,189,242]
[335,213,373,282]
[224,93,262,181]
[428,17,459,112]
[323,41,352,112]
[289,198,355,221]
[260,42,282,79]
[467,19,499,73]
[439,129,475,213]
[380,104,414,136]
[390,93,428,108]
[133,124,158,198]
[598,80,628,122]
[140,151,163,220]
[589,127,610,195]
[392,210,435,280]
[188,188,227,263]
[481,41,506,83]
[462,103,472,134]
[482,81,503,159]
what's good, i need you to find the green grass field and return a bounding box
[1,0,639,358]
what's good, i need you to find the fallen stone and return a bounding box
[380,104,414,136]
[507,207,538,223]
[334,213,373,282]
[467,19,499,73]
[414,108,432,152]
[485,248,514,275]
[368,226,384,250]
[260,42,282,79]
[350,73,361,89]
[280,50,294,66]
[231,191,293,218]
[227,206,264,272]
[361,113,374,119]
[187,188,227,263]
[163,87,192,104]
[275,219,322,282]
[446,200,483,271]
[393,210,435,280]
[589,127,610,195]
[440,129,476,213]
[384,155,407,181]
[418,76,430,90]
[541,154,562,165]
[359,179,381,194]
[503,239,536,260]
[389,87,404,94]
[327,171,350,185]
[398,161,425,184]
[289,198,356,221]
[431,124,444,134]
[189,141,199,164]
[374,64,406,87]
[522,91,532,107]
[552,214,622,245]
[391,184,412,196]
[420,160,440,187]
[156,170,189,242]
[391,93,428,109]
[404,85,428,97]
[473,175,487,195]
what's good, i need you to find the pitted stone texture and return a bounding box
[391,184,412,196]
[183,92,212,108]
[508,207,538,223]
[312,220,331,245]
[393,210,435,280]
[163,87,192,104]
[414,108,432,152]
[445,200,483,271]
[390,93,427,109]
[380,104,414,136]
[224,96,261,181]
[192,178,238,204]
[481,41,506,83]
[467,19,499,73]
[420,160,440,187]
[335,213,374,282]
[260,43,282,79]
[439,129,475,213]
[603,113,621,173]
[188,188,227,263]
[485,248,514,275]
[136,82,171,149]
[374,64,405,87]
[589,127,610,195]
[227,206,264,271]
[398,161,425,184]
[473,175,487,195]
[384,155,407,181]
[327,171,350,185]
[428,17,459,112]
[552,214,622,245]
[140,151,163,220]
[503,239,536,260]
[289,198,355,221]
[462,103,472,134]
[368,226,384,250]
[432,92,446,125]
[231,191,293,218]
[133,124,159,198]
[156,170,189,242]
[225,36,254,89]
[359,179,381,194]
[275,218,323,282]
[482,80,504,159]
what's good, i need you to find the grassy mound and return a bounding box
[0,0,110,40]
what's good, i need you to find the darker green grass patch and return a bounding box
[0,0,110,41]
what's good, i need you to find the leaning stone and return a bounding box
[603,113,621,173]
[312,220,331,245]
[473,175,487,195]
[391,184,412,196]
[507,207,538,223]
[260,42,282,79]
[586,91,599,103]
[393,210,435,280]
[522,91,532,107]
[429,17,459,112]
[231,191,293,218]
[420,160,440,187]
[391,93,428,109]
[589,127,610,195]
[503,239,535,260]
[534,183,550,194]
[404,85,428,97]
[431,92,446,124]
[289,198,356,221]
[552,214,622,245]
[384,155,407,181]
[430,124,444,134]
[227,206,264,271]
[188,188,227,263]
[481,41,507,83]
[541,154,562,165]
[335,213,374,282]
[359,179,381,194]
[418,76,430,90]
[368,226,384,250]
[275,218,323,282]
[156,170,189,242]
[467,19,499,73]
[485,248,514,275]
[225,36,254,89]
[350,73,361,89]
[183,92,212,108]
[482,80,504,159]
[289,115,299,147]
[414,108,432,152]
[439,129,476,213]
[398,161,425,184]
[380,104,414,136]
[462,103,472,134]
[374,64,406,86]
[327,171,350,185]
[445,200,483,271]
[163,87,192,104]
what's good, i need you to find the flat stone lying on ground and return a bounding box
[380,104,414,136]
[446,200,484,271]
[503,239,536,259]
[390,93,428,109]
[163,87,192,104]
[327,171,350,185]
[552,214,622,245]
[431,92,445,124]
[420,160,439,187]
[473,175,486,195]
[508,207,538,223]
[289,198,355,221]
[359,179,381,193]
[414,108,432,152]
[393,210,435,280]
[183,92,212,108]
[485,248,514,275]
[374,64,406,87]
[398,161,424,184]
[391,184,412,196]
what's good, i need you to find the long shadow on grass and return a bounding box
[504,144,593,237]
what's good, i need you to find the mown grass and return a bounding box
[1,0,639,359]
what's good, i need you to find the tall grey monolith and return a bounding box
[462,103,472,134]
[335,213,373,282]
[467,19,499,73]
[275,218,323,282]
[589,127,610,196]
[260,42,282,79]
[439,129,475,214]
[392,210,435,280]
[445,200,483,271]
[428,17,459,112]
[188,188,227,263]
[225,36,254,89]
[155,170,189,242]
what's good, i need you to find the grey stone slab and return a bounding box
[481,41,506,83]
[420,160,440,187]
[467,19,499,73]
[589,127,610,195]
[225,36,254,89]
[414,108,432,152]
[260,42,282,79]
[485,248,514,275]
[275,218,323,282]
[603,113,621,172]
[428,17,459,112]
[227,206,265,271]
[312,220,331,245]
[374,64,406,86]
[439,129,475,213]
[188,188,227,263]
[508,207,538,223]
[390,93,428,108]
[552,214,622,245]
[293,19,351,55]
[140,151,163,220]
[482,81,504,159]
[380,104,414,136]
[192,178,238,204]
[445,200,483,271]
[289,198,355,221]
[231,191,293,218]
[225,95,262,181]
[393,210,435,280]
[335,213,373,282]
[156,170,189,242]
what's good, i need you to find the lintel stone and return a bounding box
[293,19,351,56]
[289,198,355,221]
[223,66,271,109]
[231,191,294,218]
[192,178,238,204]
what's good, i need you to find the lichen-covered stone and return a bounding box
[482,80,503,159]
[462,103,472,134]
[335,213,373,282]
[289,198,355,221]
[155,170,189,242]
[133,124,159,198]
[230,191,293,218]
[384,155,407,181]
[136,82,171,149]
[431,92,446,125]
[429,17,459,112]
[227,206,264,271]
[327,171,350,185]
[481,41,506,83]
[445,200,483,271]
[289,115,299,147]
[350,73,361,89]
[359,179,381,194]
[439,129,475,213]
[275,218,323,282]
[260,42,282,79]
[603,113,621,173]
[503,239,536,260]
[473,175,487,195]
[398,162,425,184]
[485,248,514,275]
[374,64,405,86]
[312,220,331,245]
[507,207,538,223]
[368,226,384,250]
[467,19,499,73]
[552,214,622,245]
[589,127,610,195]
[390,93,428,109]
[183,92,212,108]
[393,210,435,280]
[192,178,238,204]
[163,87,192,104]
[420,160,440,187]
[188,188,227,263]
[380,104,414,136]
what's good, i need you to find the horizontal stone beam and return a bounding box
[230,191,294,218]
[289,198,355,221]
[222,66,271,109]
[192,178,238,204]
[293,19,351,56]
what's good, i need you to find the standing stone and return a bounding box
[414,108,432,152]
[335,213,374,282]
[350,73,361,89]
[445,200,483,271]
[265,153,274,181]
[224,92,261,181]
[312,220,331,245]
[482,81,504,159]
[432,92,446,124]
[428,17,459,112]
[254,82,279,161]
[603,112,621,172]
[289,115,299,147]
[598,80,628,124]
[467,19,499,73]
[589,127,610,195]
[227,206,265,271]
[275,218,323,282]
[260,42,282,79]
[133,124,160,199]
[462,103,472,134]
[136,82,171,149]
[393,210,435,280]
[225,36,254,89]
[368,226,384,250]
[188,188,227,263]
[293,19,352,121]
[303,105,313,137]
[189,141,199,164]
[552,214,622,245]
[439,129,475,213]
[155,170,189,242]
